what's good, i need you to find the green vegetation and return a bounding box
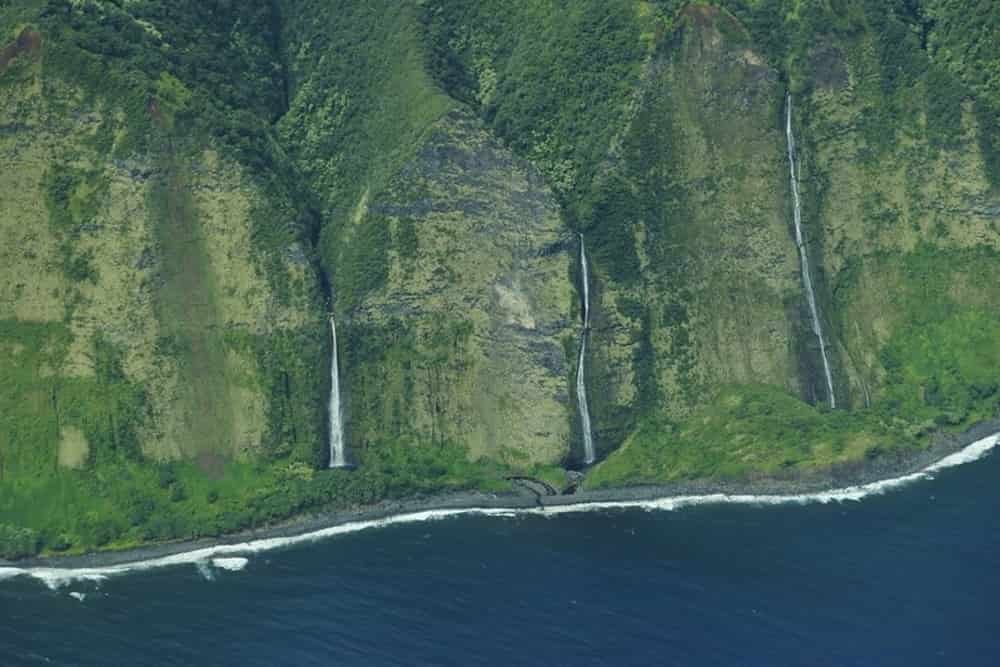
[0,296,506,558]
[851,246,1000,429]
[881,309,1000,428]
[42,163,106,288]
[0,524,40,560]
[588,385,906,487]
[592,245,1000,487]
[3,1,1000,558]
[277,0,455,312]
[0,440,508,557]
[923,0,1000,185]
[0,320,147,475]
[0,307,507,556]
[34,0,286,163]
[0,320,149,555]
[419,0,658,204]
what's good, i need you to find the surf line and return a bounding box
[2,432,997,589]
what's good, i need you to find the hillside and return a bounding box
[1,0,998,558]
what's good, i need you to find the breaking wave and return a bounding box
[211,557,248,572]
[196,561,215,581]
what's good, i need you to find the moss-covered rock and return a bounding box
[341,110,574,466]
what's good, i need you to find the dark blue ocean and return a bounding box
[2,451,999,666]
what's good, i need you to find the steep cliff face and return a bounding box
[2,0,1000,556]
[341,111,573,465]
[0,38,324,465]
[795,2,1000,416]
[0,5,326,553]
[277,1,577,468]
[587,6,806,449]
[590,0,1000,486]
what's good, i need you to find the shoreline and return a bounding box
[2,417,999,583]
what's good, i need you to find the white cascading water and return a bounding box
[577,234,596,464]
[786,94,836,409]
[328,315,347,468]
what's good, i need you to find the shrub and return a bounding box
[0,524,40,560]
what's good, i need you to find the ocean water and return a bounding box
[2,449,999,666]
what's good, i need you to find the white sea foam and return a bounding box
[32,571,107,591]
[69,592,86,602]
[211,557,248,572]
[0,567,25,582]
[196,561,215,581]
[1,432,996,588]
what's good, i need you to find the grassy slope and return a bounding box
[149,151,235,461]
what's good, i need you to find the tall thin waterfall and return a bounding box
[328,315,347,468]
[577,234,596,464]
[786,94,836,409]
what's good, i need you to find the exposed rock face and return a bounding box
[342,111,574,464]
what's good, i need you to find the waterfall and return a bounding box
[786,94,836,409]
[580,234,591,330]
[577,234,596,464]
[328,315,347,468]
